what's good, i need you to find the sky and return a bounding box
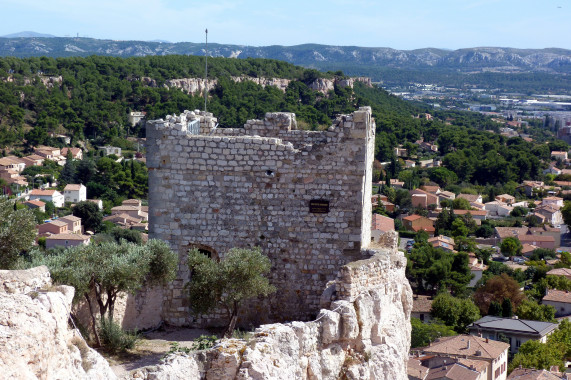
[2,0,570,50]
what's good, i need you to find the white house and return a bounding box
[29,189,64,208]
[542,289,571,318]
[485,201,513,217]
[63,184,87,203]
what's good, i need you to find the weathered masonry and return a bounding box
[147,107,376,326]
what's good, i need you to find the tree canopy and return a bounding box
[187,247,276,337]
[32,239,177,345]
[0,198,36,269]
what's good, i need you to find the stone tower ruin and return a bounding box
[147,107,376,326]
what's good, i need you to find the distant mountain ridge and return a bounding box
[1,35,571,75]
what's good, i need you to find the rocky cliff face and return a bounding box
[143,75,369,96]
[0,266,116,380]
[126,234,412,380]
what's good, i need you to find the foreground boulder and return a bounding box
[0,266,116,380]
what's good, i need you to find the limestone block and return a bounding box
[318,309,340,345]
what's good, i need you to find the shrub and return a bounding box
[192,335,218,351]
[99,318,138,353]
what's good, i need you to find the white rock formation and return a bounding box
[0,266,116,380]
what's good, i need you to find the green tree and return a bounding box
[451,218,468,238]
[410,317,456,348]
[500,237,522,257]
[515,299,556,322]
[501,298,513,318]
[32,239,177,346]
[0,198,36,269]
[488,301,502,316]
[72,200,103,232]
[187,247,276,337]
[562,201,571,230]
[430,293,480,332]
[452,197,471,210]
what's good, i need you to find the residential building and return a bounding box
[551,151,568,161]
[390,179,405,188]
[420,185,440,194]
[405,159,416,168]
[542,289,571,318]
[128,111,146,126]
[86,199,103,210]
[507,368,567,380]
[495,194,515,205]
[407,358,430,380]
[122,199,142,208]
[29,189,64,208]
[110,205,148,221]
[521,181,544,197]
[0,168,28,186]
[468,316,558,354]
[457,193,483,204]
[371,214,394,233]
[485,201,513,217]
[543,165,562,175]
[542,196,564,209]
[529,225,561,247]
[424,363,482,380]
[453,209,487,222]
[468,253,488,288]
[103,213,144,228]
[63,184,87,203]
[438,190,456,202]
[421,335,509,380]
[494,227,529,241]
[45,233,90,250]
[37,220,69,236]
[394,147,408,157]
[418,158,436,168]
[98,146,122,157]
[411,189,439,209]
[534,204,563,226]
[428,235,456,253]
[546,268,571,281]
[20,154,44,168]
[517,234,555,250]
[403,215,435,234]
[0,156,25,172]
[24,199,45,212]
[34,146,62,160]
[411,295,433,323]
[60,147,83,160]
[58,215,82,234]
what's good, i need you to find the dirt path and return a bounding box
[109,327,212,378]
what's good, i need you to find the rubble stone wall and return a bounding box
[147,107,376,326]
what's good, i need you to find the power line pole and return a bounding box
[204,28,208,113]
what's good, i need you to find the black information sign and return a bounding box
[309,199,330,213]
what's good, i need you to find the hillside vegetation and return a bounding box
[0,55,562,188]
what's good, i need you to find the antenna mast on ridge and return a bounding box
[204,28,208,112]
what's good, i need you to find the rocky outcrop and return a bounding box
[0,266,116,380]
[141,75,370,96]
[125,235,412,380]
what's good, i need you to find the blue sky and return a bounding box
[2,0,570,49]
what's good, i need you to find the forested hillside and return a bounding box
[0,55,563,189]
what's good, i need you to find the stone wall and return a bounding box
[147,107,376,326]
[0,266,116,380]
[127,238,413,380]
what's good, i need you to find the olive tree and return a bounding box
[32,239,177,346]
[0,198,36,269]
[187,247,276,337]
